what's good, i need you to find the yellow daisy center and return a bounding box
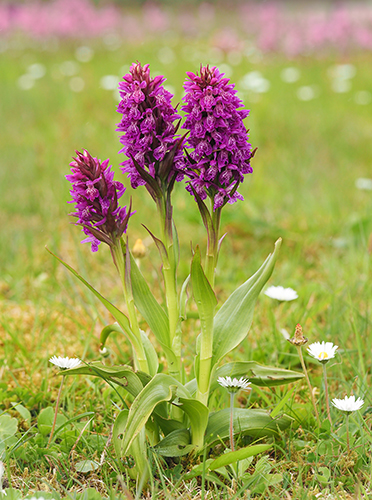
[318,351,328,359]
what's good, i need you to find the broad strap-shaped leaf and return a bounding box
[191,247,217,345]
[140,330,159,377]
[212,239,281,366]
[100,324,159,376]
[62,361,144,398]
[205,408,292,446]
[153,428,193,457]
[153,414,185,436]
[129,253,170,348]
[208,443,272,471]
[46,248,137,345]
[214,361,304,388]
[185,360,303,395]
[113,409,149,482]
[176,397,209,453]
[121,374,191,455]
[100,323,124,349]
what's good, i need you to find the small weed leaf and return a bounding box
[74,459,100,473]
[0,414,18,454]
[37,407,67,436]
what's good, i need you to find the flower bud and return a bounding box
[132,238,147,259]
[288,323,308,346]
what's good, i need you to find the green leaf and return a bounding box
[46,249,136,346]
[100,323,125,348]
[10,402,31,425]
[205,408,292,446]
[53,413,94,442]
[212,239,281,366]
[113,409,149,481]
[270,385,297,418]
[37,407,67,436]
[140,330,159,377]
[129,253,170,349]
[183,445,271,479]
[0,414,18,452]
[62,361,144,398]
[179,274,190,321]
[153,415,185,436]
[154,428,193,457]
[177,397,209,454]
[121,374,190,455]
[191,246,217,343]
[75,459,100,473]
[214,361,303,388]
[100,324,159,378]
[185,361,303,395]
[209,444,272,471]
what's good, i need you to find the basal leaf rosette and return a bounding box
[181,65,255,210]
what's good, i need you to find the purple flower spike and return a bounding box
[181,65,255,210]
[66,150,133,252]
[117,62,184,196]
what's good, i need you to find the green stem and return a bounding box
[156,196,181,380]
[47,375,64,448]
[205,206,221,288]
[296,346,321,426]
[346,413,350,454]
[196,356,212,406]
[230,391,235,452]
[322,363,332,426]
[112,243,148,373]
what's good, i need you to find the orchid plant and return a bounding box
[48,62,304,482]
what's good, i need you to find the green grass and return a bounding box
[1,35,372,499]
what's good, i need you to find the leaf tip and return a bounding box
[275,237,282,249]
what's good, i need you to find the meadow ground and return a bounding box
[1,27,372,499]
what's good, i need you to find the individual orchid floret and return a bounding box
[307,341,338,363]
[217,376,251,393]
[49,356,81,370]
[264,285,298,301]
[332,395,364,413]
[117,62,184,196]
[66,150,133,252]
[181,65,255,210]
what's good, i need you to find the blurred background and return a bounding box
[1,0,372,365]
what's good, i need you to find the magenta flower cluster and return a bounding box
[116,62,183,190]
[68,63,254,251]
[66,150,131,252]
[181,65,253,209]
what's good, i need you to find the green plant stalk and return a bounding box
[112,243,149,373]
[322,362,332,426]
[197,205,221,404]
[230,391,235,452]
[296,345,321,426]
[196,356,212,406]
[346,413,350,453]
[205,206,221,288]
[47,375,64,448]
[156,196,181,379]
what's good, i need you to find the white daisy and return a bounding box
[264,285,298,301]
[331,395,364,413]
[307,341,338,362]
[49,356,81,370]
[217,376,251,393]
